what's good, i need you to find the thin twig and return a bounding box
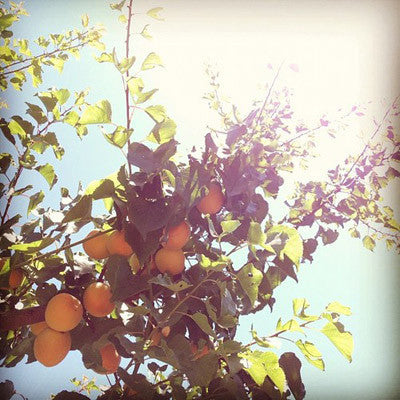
[254,61,285,127]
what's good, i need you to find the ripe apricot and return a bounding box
[8,269,24,289]
[34,328,71,367]
[45,293,83,332]
[31,321,48,336]
[196,182,224,215]
[100,342,121,374]
[83,230,110,259]
[190,343,210,360]
[154,248,185,275]
[106,230,133,257]
[129,253,141,274]
[83,282,114,317]
[163,221,191,250]
[161,326,171,337]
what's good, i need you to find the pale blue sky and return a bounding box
[1,1,399,399]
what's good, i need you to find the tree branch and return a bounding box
[0,305,45,331]
[12,227,115,269]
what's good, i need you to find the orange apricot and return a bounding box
[129,253,141,274]
[106,230,133,257]
[45,293,83,332]
[83,282,115,318]
[31,321,48,336]
[34,328,71,367]
[154,248,185,275]
[161,326,171,337]
[8,269,24,289]
[83,230,110,259]
[100,342,121,374]
[163,221,191,250]
[196,182,224,215]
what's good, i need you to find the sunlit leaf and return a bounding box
[321,322,353,362]
[237,263,263,307]
[78,100,112,125]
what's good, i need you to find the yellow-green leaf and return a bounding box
[321,322,354,362]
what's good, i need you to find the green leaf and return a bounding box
[240,350,285,393]
[247,221,266,245]
[0,14,18,32]
[295,340,325,370]
[84,179,115,200]
[326,301,352,316]
[81,14,89,27]
[8,117,33,140]
[237,263,263,307]
[0,153,12,173]
[95,52,113,63]
[105,256,149,302]
[276,318,304,334]
[321,322,353,362]
[145,105,167,123]
[115,56,135,74]
[279,352,306,400]
[62,195,92,223]
[11,236,56,254]
[199,254,228,271]
[141,52,163,70]
[189,312,217,338]
[140,24,152,39]
[292,298,319,322]
[25,102,47,124]
[35,163,57,189]
[362,235,375,251]
[147,118,176,144]
[136,88,158,104]
[148,275,192,292]
[103,125,133,148]
[127,77,144,98]
[78,100,112,125]
[110,0,126,11]
[221,220,241,235]
[64,111,79,126]
[128,197,170,239]
[53,89,70,105]
[146,7,164,20]
[267,225,303,269]
[27,191,45,215]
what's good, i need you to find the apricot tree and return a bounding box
[0,1,399,399]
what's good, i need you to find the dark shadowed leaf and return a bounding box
[279,352,306,400]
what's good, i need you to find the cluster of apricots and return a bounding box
[32,282,121,371]
[5,183,223,372]
[82,182,224,277]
